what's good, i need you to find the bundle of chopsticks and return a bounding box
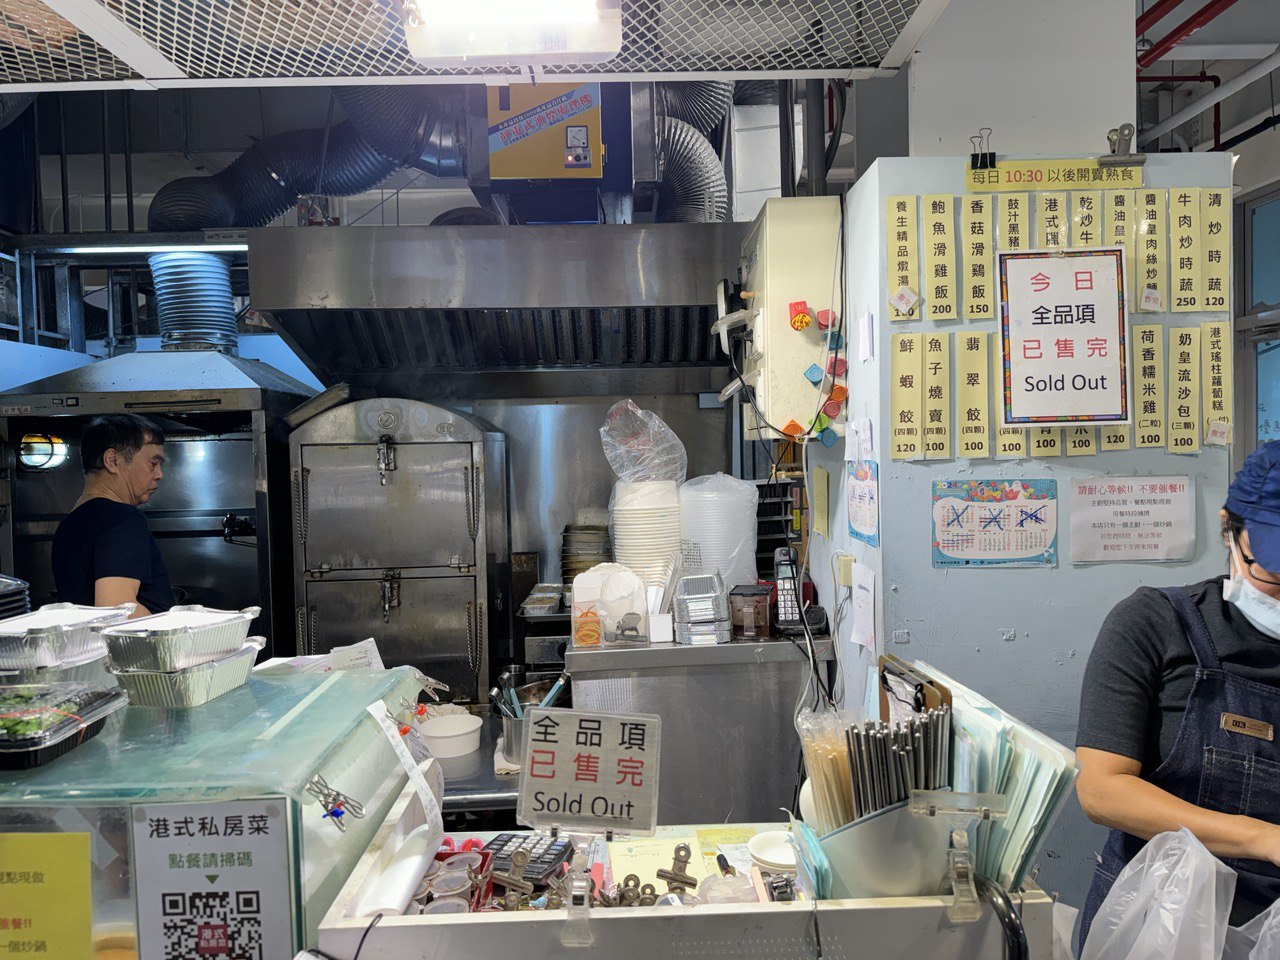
[798,706,952,836]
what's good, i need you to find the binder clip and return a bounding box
[413,671,450,701]
[969,128,994,170]
[656,843,700,893]
[1100,121,1146,169]
[305,774,366,833]
[909,789,1007,924]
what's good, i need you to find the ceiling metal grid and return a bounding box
[84,0,919,82]
[0,0,138,83]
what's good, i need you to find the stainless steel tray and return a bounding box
[0,604,134,669]
[111,638,264,708]
[101,604,259,672]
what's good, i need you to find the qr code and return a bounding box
[160,891,263,960]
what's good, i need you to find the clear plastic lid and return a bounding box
[428,870,473,898]
[422,896,470,915]
[0,682,128,753]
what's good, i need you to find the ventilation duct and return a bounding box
[733,81,780,106]
[147,251,239,354]
[656,117,729,223]
[658,80,734,136]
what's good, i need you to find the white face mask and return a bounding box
[1224,541,1280,641]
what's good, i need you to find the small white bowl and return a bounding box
[420,714,483,758]
[748,830,797,874]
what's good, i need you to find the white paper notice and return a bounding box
[1140,287,1164,311]
[1206,420,1232,446]
[330,638,385,670]
[132,799,293,960]
[849,562,876,652]
[890,287,919,314]
[366,702,443,850]
[1069,476,1195,563]
[858,311,876,364]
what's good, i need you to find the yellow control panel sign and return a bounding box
[487,83,604,180]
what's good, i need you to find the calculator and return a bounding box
[482,833,574,885]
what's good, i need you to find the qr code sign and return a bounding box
[161,891,263,960]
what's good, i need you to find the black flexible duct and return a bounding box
[333,86,465,178]
[733,81,780,106]
[658,81,735,137]
[656,117,729,223]
[0,93,35,132]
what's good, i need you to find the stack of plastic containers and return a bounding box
[102,604,262,707]
[0,603,134,768]
[610,480,682,589]
[679,473,760,589]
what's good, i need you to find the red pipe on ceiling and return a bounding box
[1137,72,1222,149]
[1137,0,1244,68]
[1136,0,1187,36]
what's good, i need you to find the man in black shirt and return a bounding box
[52,414,174,617]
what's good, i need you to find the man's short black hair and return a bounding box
[80,414,164,473]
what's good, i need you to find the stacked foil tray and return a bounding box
[673,573,732,645]
[111,639,265,708]
[0,604,133,670]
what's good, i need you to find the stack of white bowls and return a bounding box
[610,481,682,588]
[679,473,759,588]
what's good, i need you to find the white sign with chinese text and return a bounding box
[999,249,1130,427]
[517,707,661,836]
[132,799,293,960]
[1069,476,1195,563]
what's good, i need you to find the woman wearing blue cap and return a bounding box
[1074,441,1280,952]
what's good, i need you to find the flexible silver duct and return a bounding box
[658,81,735,136]
[148,252,239,354]
[656,117,729,223]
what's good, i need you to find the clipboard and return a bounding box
[878,653,951,724]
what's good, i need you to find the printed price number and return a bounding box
[1070,438,1092,450]
[923,441,947,453]
[1205,296,1227,308]
[1104,432,1127,445]
[1035,437,1059,451]
[930,303,955,318]
[962,441,986,453]
[1171,436,1195,448]
[1140,433,1163,445]
[895,442,919,456]
[1175,297,1200,309]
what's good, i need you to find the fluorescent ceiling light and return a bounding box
[59,244,248,255]
[403,0,621,65]
[1156,43,1278,62]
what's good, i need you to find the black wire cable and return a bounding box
[351,912,384,960]
[975,876,1030,960]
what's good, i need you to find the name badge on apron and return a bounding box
[1220,712,1275,742]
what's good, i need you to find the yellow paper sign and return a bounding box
[886,196,919,321]
[922,195,958,322]
[890,334,924,460]
[1036,192,1068,249]
[1137,188,1168,310]
[1168,326,1202,453]
[1134,324,1167,448]
[1201,189,1231,312]
[0,833,91,960]
[1030,427,1062,457]
[1105,191,1136,301]
[961,196,996,319]
[956,331,991,458]
[923,332,952,459]
[999,193,1030,252]
[964,158,1143,193]
[1202,319,1234,440]
[1170,188,1204,312]
[1100,425,1132,451]
[1070,191,1104,249]
[1065,426,1097,456]
[995,429,1027,459]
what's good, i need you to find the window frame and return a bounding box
[1235,183,1280,469]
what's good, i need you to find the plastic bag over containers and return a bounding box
[599,399,688,484]
[1081,828,1249,960]
[680,473,759,589]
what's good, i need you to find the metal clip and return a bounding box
[412,672,450,702]
[969,127,995,170]
[304,775,366,833]
[619,874,641,907]
[655,843,699,893]
[1101,122,1146,168]
[376,434,397,485]
[638,883,657,907]
[492,848,535,898]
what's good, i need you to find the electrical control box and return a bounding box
[732,196,845,441]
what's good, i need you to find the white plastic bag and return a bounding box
[1081,828,1236,960]
[599,399,687,483]
[1222,898,1280,960]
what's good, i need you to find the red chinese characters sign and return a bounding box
[517,707,661,836]
[999,249,1130,427]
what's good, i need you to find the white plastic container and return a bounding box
[420,714,482,758]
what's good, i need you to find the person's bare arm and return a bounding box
[94,576,150,618]
[1077,746,1280,865]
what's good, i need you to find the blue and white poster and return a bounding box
[847,460,879,548]
[931,479,1058,568]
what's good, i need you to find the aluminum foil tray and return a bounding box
[0,604,133,670]
[673,573,729,624]
[674,621,733,645]
[101,604,259,672]
[112,638,264,708]
[0,644,117,689]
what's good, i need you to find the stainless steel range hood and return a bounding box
[248,223,746,399]
[0,351,314,417]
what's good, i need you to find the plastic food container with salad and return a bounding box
[101,604,259,672]
[0,682,128,769]
[0,603,134,670]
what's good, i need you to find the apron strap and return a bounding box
[1158,586,1222,671]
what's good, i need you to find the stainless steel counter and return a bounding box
[567,638,834,825]
[436,716,519,813]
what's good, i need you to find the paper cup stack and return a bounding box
[611,481,681,588]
